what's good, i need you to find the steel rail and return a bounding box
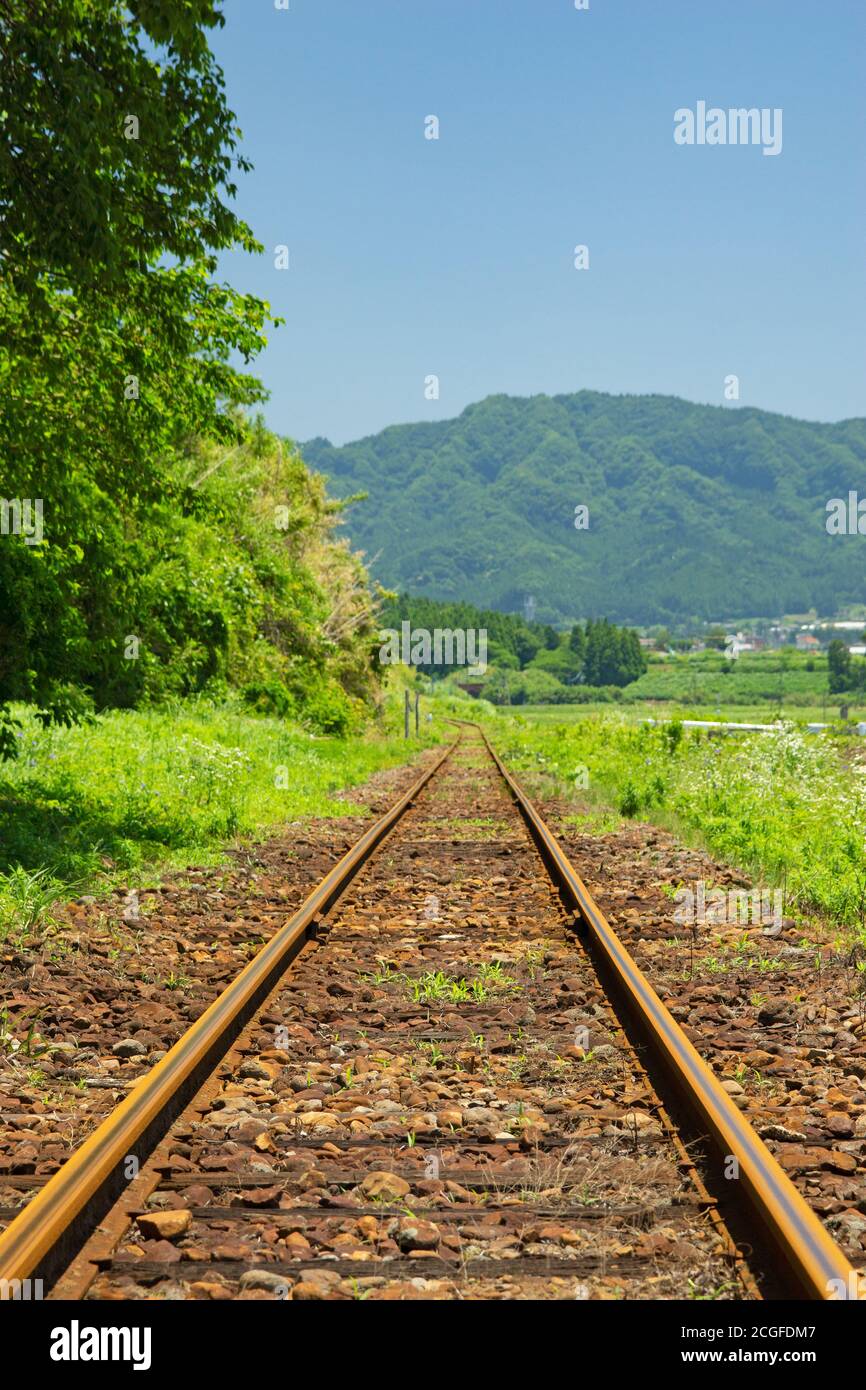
[0,739,456,1289]
[474,722,863,1301]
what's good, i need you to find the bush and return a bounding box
[1,422,384,752]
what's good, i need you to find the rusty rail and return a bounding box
[475,722,862,1301]
[0,739,455,1289]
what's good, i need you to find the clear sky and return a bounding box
[210,0,865,445]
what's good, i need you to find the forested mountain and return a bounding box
[305,393,866,625]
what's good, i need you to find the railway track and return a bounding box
[0,724,860,1302]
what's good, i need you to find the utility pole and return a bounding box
[404,689,410,738]
[415,691,420,735]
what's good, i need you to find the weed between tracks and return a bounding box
[364,959,522,1006]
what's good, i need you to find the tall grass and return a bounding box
[0,691,445,932]
[495,712,866,931]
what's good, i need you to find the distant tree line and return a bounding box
[378,594,646,697]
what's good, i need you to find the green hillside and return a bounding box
[304,392,866,625]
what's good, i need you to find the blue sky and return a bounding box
[211,0,865,444]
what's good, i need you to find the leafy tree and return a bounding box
[377,593,552,675]
[380,594,645,696]
[514,628,543,668]
[569,623,587,660]
[828,639,854,694]
[0,1,278,734]
[582,619,646,687]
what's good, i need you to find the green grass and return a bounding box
[484,706,866,932]
[0,688,449,939]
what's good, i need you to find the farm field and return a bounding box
[624,650,834,706]
[515,699,866,725]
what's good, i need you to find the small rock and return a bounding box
[112,1039,148,1058]
[757,1002,792,1026]
[397,1218,440,1252]
[438,1106,463,1127]
[190,1281,233,1300]
[233,1117,270,1142]
[831,1209,866,1242]
[136,1209,192,1241]
[779,1146,857,1175]
[291,1270,343,1301]
[238,1060,271,1080]
[827,1113,855,1138]
[464,1107,501,1126]
[140,1238,183,1263]
[519,1124,546,1149]
[360,1170,411,1200]
[302,1113,341,1130]
[211,1096,262,1114]
[296,1168,327,1189]
[622,1110,658,1129]
[760,1124,808,1143]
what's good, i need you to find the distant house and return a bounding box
[638,637,656,650]
[725,632,755,660]
[795,634,820,651]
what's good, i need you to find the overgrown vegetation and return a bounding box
[381,594,645,703]
[0,2,379,745]
[496,712,866,929]
[0,690,443,939]
[0,0,455,951]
